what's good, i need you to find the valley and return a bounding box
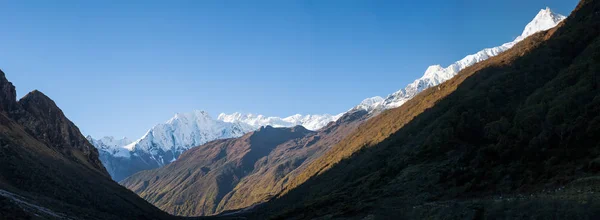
[1,0,598,219]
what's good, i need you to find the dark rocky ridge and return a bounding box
[18,90,107,175]
[0,70,176,219]
[0,70,107,176]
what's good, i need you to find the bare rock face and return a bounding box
[0,69,108,177]
[17,90,107,175]
[0,69,172,219]
[0,70,18,112]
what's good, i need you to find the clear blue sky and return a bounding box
[0,0,578,139]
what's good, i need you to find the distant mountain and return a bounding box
[121,109,373,216]
[87,136,132,157]
[0,70,175,219]
[124,110,254,164]
[349,96,385,112]
[90,110,255,181]
[92,111,355,181]
[218,112,343,130]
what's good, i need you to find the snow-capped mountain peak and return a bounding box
[218,112,341,131]
[379,8,565,109]
[351,96,384,112]
[520,7,567,39]
[168,110,211,123]
[125,110,254,155]
[423,65,444,78]
[87,136,133,158]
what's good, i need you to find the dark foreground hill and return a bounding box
[0,71,179,219]
[238,0,600,219]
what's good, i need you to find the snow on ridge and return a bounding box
[93,109,341,162]
[124,110,254,154]
[380,7,566,109]
[218,112,342,131]
[87,136,133,158]
[350,96,384,112]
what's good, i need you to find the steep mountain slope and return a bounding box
[125,110,255,159]
[0,70,176,219]
[93,110,342,182]
[246,1,600,218]
[215,109,371,214]
[122,106,373,217]
[381,7,566,109]
[121,126,314,216]
[14,90,109,176]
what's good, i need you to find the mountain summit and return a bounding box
[124,110,253,155]
[91,109,342,181]
[520,7,568,38]
[0,70,174,219]
[380,8,566,109]
[91,110,254,181]
[217,112,342,131]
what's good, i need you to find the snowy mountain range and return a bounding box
[123,110,254,163]
[87,136,133,158]
[217,112,343,131]
[379,7,566,109]
[88,110,340,180]
[89,8,566,181]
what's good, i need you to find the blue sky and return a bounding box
[0,0,578,139]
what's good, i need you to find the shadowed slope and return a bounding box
[122,125,314,216]
[0,70,176,219]
[216,110,371,213]
[122,107,373,217]
[244,0,600,218]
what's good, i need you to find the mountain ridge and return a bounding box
[0,69,176,219]
[380,7,566,109]
[92,6,566,184]
[119,6,570,218]
[245,2,600,218]
[121,125,315,216]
